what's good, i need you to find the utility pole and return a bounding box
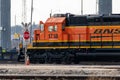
[30,0,33,43]
[14,15,16,33]
[22,0,27,23]
[96,0,98,14]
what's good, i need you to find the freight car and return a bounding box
[19,13,120,63]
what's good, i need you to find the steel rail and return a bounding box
[0,74,120,79]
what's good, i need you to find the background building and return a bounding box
[0,0,11,50]
[99,0,112,14]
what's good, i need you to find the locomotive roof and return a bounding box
[48,13,120,26]
[64,13,120,26]
[53,13,120,18]
[45,17,66,24]
[87,14,120,18]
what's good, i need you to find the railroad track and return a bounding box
[0,74,120,80]
[0,65,119,80]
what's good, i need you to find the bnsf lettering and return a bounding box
[94,29,120,34]
[94,29,102,34]
[103,29,114,34]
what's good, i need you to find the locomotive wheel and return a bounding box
[65,52,75,64]
[47,51,63,64]
[27,50,48,64]
[26,49,76,64]
[47,52,53,63]
[38,52,48,63]
[61,52,66,64]
[44,52,48,63]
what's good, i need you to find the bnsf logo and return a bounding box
[94,29,120,34]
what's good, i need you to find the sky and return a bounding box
[11,0,120,26]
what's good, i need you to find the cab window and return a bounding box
[48,26,53,32]
[48,25,58,32]
[54,25,57,31]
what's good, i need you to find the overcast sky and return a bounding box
[11,0,120,26]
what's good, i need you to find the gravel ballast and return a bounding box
[0,64,119,76]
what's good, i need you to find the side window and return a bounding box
[62,24,65,30]
[40,24,44,32]
[36,34,40,40]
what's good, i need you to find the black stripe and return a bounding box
[33,42,120,47]
[91,36,112,38]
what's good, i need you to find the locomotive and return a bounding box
[19,13,120,63]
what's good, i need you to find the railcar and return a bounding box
[19,13,120,63]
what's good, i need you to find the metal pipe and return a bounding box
[30,0,33,43]
[81,0,83,15]
[96,0,98,14]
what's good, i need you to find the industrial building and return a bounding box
[99,0,112,14]
[0,0,11,50]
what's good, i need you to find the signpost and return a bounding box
[22,22,31,65]
[24,31,30,40]
[23,30,30,65]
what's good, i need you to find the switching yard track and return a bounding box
[2,52,120,80]
[0,75,120,80]
[0,63,120,79]
[0,65,120,80]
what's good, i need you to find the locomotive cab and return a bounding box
[45,17,66,41]
[33,17,66,47]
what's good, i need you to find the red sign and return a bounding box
[24,31,30,40]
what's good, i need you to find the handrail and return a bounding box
[67,33,120,48]
[79,34,81,49]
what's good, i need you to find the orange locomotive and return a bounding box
[25,13,120,63]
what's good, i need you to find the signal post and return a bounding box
[22,23,30,65]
